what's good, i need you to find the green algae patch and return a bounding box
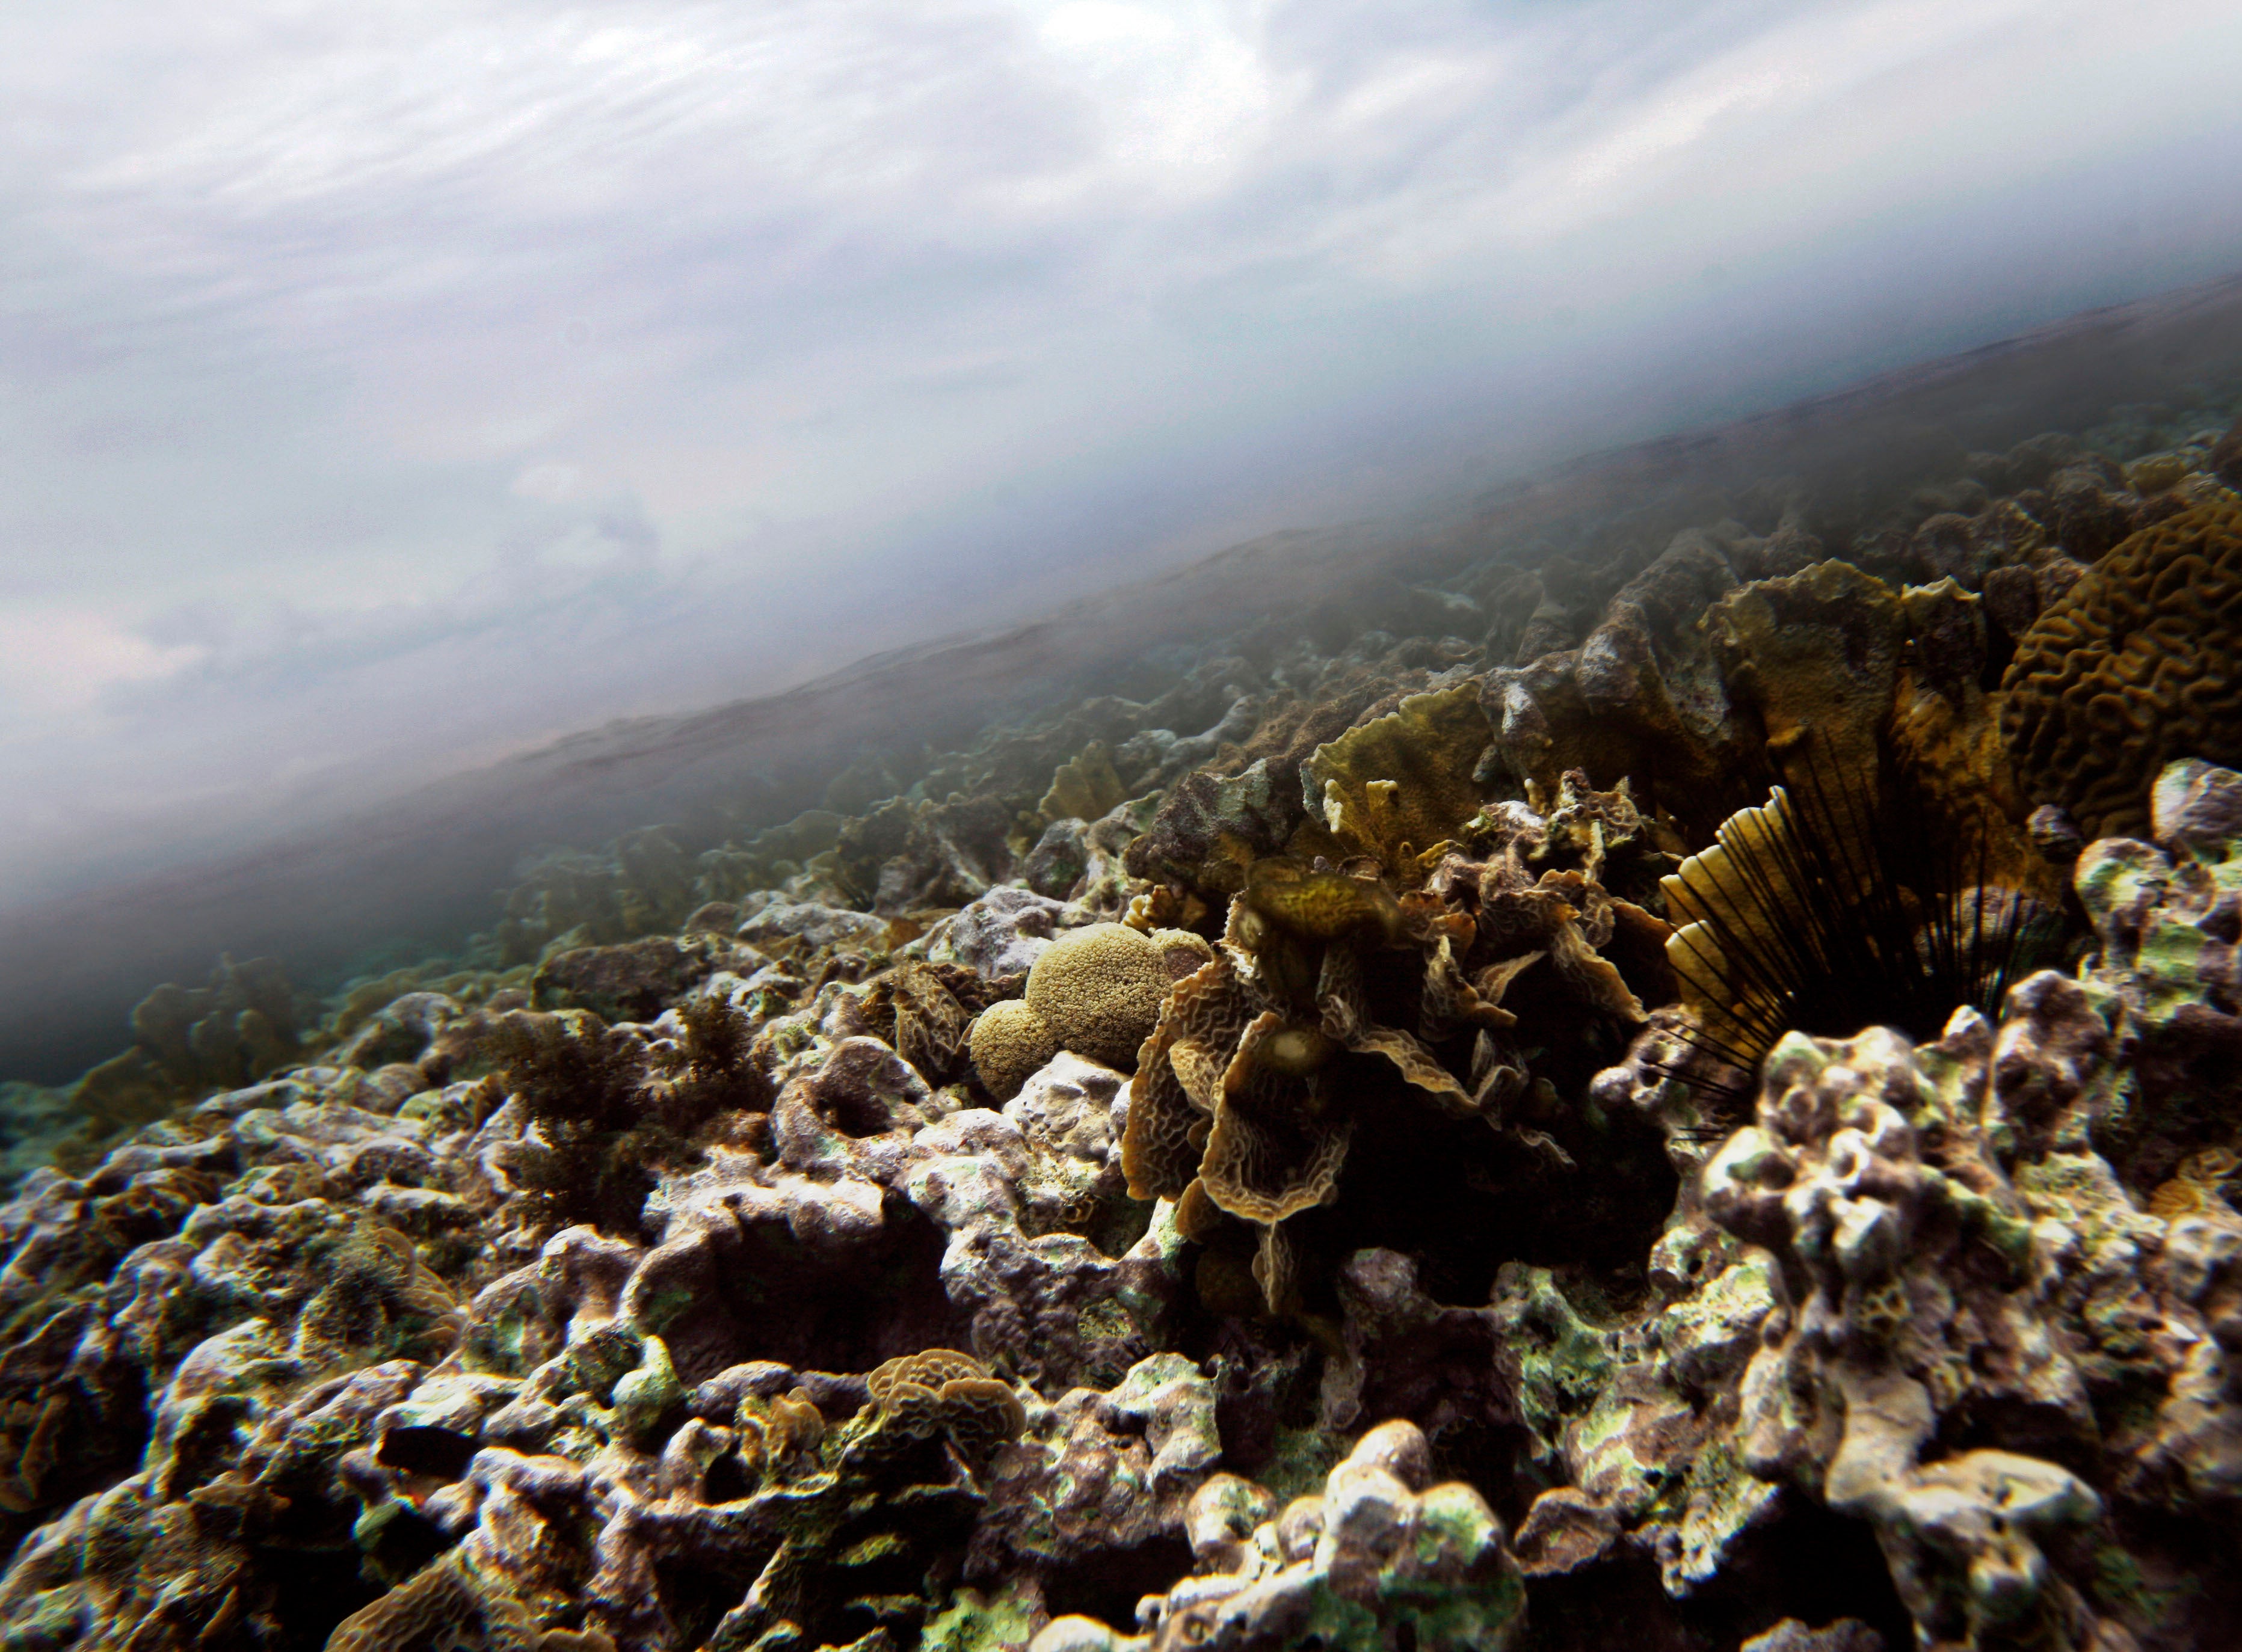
[1490,1264,1615,1451]
[1665,1436,1780,1595]
[1299,1574,1525,1652]
[1950,1185,2036,1273]
[609,1335,684,1444]
[922,1583,1042,1652]
[1261,1424,1347,1503]
[1411,1482,1507,1573]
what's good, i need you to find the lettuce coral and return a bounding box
[1126,776,1676,1315]
[1302,683,1491,877]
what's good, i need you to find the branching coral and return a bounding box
[487,1000,759,1241]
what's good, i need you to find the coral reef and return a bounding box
[1123,770,1677,1316]
[51,957,308,1173]
[11,394,2242,1651]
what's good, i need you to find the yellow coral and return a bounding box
[1023,923,1172,1070]
[1237,858,1403,946]
[967,999,1058,1102]
[861,1348,1027,1457]
[1196,1010,1354,1226]
[2148,1147,2241,1220]
[325,1549,538,1652]
[1123,953,1245,1203]
[1302,683,1491,877]
[1149,927,1217,979]
[1708,559,1907,782]
[1039,741,1129,823]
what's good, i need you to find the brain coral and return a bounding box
[2000,500,2242,840]
[1022,923,1175,1070]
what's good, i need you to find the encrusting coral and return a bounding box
[1029,1420,1526,1652]
[13,395,2242,1652]
[2068,757,2242,1191]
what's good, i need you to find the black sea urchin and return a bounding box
[1654,755,2065,1107]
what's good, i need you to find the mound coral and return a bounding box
[2000,500,2242,840]
[969,1001,1060,1104]
[1026,926,1176,1070]
[968,924,1210,1101]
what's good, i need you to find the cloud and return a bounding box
[2,0,2241,908]
[0,607,207,717]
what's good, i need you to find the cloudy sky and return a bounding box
[5,0,2242,901]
